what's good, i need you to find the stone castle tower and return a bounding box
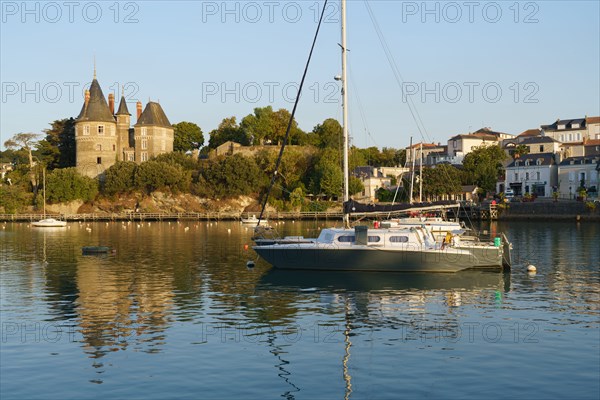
[75,72,174,178]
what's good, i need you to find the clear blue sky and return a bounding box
[1,0,599,150]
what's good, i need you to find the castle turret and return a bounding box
[116,95,133,161]
[133,101,174,162]
[74,76,118,178]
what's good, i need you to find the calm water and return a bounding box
[1,220,598,399]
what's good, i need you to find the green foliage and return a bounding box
[311,118,342,149]
[302,201,334,212]
[199,154,264,197]
[240,106,306,146]
[102,161,138,196]
[352,146,405,167]
[0,185,30,213]
[462,145,507,193]
[289,187,305,209]
[208,117,250,149]
[37,118,76,169]
[45,168,98,203]
[376,187,396,202]
[513,144,529,159]
[173,121,204,152]
[134,161,189,194]
[310,148,343,197]
[348,176,364,196]
[421,164,463,199]
[153,152,199,171]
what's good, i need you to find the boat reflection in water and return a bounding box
[259,268,510,294]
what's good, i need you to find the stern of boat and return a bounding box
[501,233,512,269]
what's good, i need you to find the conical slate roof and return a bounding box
[116,96,131,116]
[135,102,172,128]
[76,79,115,123]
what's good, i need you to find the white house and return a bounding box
[558,155,600,199]
[505,153,558,197]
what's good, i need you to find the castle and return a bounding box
[75,71,174,178]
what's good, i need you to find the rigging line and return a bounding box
[363,1,431,144]
[257,0,329,225]
[365,1,468,219]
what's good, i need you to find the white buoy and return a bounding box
[527,264,536,272]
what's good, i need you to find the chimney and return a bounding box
[108,93,115,115]
[136,101,143,120]
[84,89,90,107]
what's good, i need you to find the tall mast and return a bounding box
[419,142,423,203]
[409,137,414,204]
[341,0,349,227]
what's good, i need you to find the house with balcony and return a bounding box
[504,153,558,197]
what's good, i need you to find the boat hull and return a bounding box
[31,219,67,227]
[254,244,502,273]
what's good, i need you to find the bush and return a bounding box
[0,186,31,213]
[199,154,264,197]
[102,161,137,196]
[45,168,98,203]
[134,160,190,194]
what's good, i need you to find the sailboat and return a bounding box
[253,0,512,272]
[31,166,67,228]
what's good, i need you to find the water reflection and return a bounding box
[1,221,598,399]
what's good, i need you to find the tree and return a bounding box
[173,121,204,152]
[513,144,529,159]
[462,145,507,193]
[208,117,250,148]
[311,118,342,149]
[36,118,76,169]
[349,176,364,196]
[240,106,305,146]
[310,148,343,197]
[4,132,41,169]
[422,164,463,200]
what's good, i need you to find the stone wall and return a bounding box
[499,201,599,221]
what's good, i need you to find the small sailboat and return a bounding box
[31,166,67,228]
[241,214,269,226]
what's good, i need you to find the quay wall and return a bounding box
[498,202,599,221]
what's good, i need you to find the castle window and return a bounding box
[576,133,581,141]
[113,144,116,151]
[559,134,564,142]
[141,152,148,162]
[525,172,529,181]
[128,153,135,162]
[142,140,147,150]
[536,159,543,166]
[97,157,102,165]
[525,160,530,166]
[568,133,572,141]
[540,145,544,152]
[536,172,540,181]
[141,127,147,136]
[515,173,518,181]
[83,125,90,135]
[96,144,102,151]
[98,125,105,135]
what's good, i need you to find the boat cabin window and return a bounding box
[390,236,409,243]
[368,236,381,243]
[337,235,355,243]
